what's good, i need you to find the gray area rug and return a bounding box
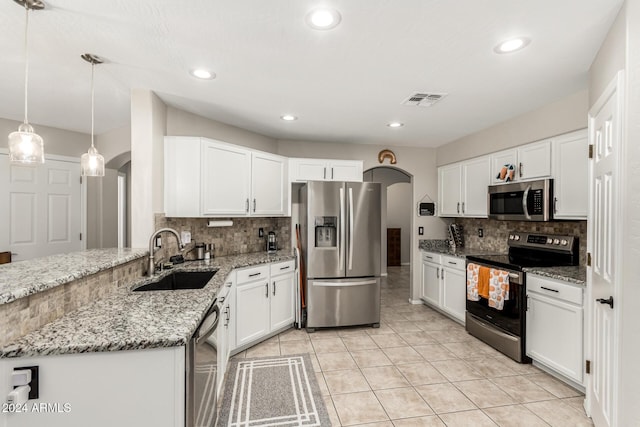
[217,354,332,426]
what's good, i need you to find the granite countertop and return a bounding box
[0,248,149,305]
[0,251,294,359]
[418,239,504,259]
[523,266,586,286]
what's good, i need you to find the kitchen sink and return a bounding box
[133,270,217,292]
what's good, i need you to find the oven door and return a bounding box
[487,179,553,221]
[465,269,523,336]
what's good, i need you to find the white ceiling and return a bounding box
[0,0,623,148]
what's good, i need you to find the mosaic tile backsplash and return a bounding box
[451,218,588,265]
[154,214,292,262]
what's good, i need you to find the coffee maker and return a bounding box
[267,232,277,254]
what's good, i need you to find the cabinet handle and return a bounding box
[554,197,558,214]
[245,198,249,213]
[425,255,433,260]
[519,162,523,178]
[526,295,529,311]
[248,272,262,277]
[441,268,445,279]
[436,268,440,279]
[462,202,465,213]
[220,296,226,303]
[457,202,460,214]
[280,266,290,270]
[273,281,276,296]
[331,167,334,179]
[323,167,327,179]
[540,286,559,293]
[265,283,269,298]
[448,261,457,265]
[253,198,256,212]
[226,281,233,287]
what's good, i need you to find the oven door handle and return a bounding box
[522,185,532,220]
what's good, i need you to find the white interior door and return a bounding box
[0,154,83,261]
[587,71,623,427]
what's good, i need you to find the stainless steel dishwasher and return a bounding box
[186,298,220,427]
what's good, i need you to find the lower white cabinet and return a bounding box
[234,260,296,349]
[526,274,584,385]
[216,272,235,395]
[420,252,466,323]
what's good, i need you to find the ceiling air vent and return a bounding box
[401,92,448,107]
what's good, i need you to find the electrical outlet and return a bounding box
[478,228,484,238]
[155,236,162,248]
[418,226,424,236]
[259,228,264,238]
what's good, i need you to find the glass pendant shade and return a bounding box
[8,122,44,165]
[80,145,105,177]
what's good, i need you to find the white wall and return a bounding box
[278,140,447,302]
[387,183,412,265]
[166,106,278,153]
[131,90,166,248]
[96,125,131,166]
[436,90,589,166]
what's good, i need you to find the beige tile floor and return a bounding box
[233,266,593,427]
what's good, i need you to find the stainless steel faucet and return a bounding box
[148,227,184,276]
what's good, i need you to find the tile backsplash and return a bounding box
[154,214,292,262]
[451,218,587,265]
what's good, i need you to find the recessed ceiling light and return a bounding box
[494,37,530,54]
[306,8,341,30]
[281,114,298,121]
[190,68,216,79]
[387,122,404,128]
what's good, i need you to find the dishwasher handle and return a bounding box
[195,302,220,345]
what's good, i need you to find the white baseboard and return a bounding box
[409,299,423,305]
[381,273,388,277]
[401,262,410,266]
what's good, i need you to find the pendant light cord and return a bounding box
[23,4,30,125]
[91,62,95,149]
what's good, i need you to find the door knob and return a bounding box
[596,296,614,309]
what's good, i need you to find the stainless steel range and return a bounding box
[465,232,579,363]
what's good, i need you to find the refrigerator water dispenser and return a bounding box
[314,217,337,248]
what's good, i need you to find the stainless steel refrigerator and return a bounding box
[299,181,381,331]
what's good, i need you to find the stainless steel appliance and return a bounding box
[267,231,277,253]
[465,232,578,362]
[488,178,553,221]
[186,299,220,427]
[300,181,382,331]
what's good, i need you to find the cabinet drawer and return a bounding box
[421,252,441,264]
[270,260,295,276]
[236,265,270,285]
[442,255,465,270]
[527,275,583,305]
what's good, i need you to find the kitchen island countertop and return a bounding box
[0,251,294,359]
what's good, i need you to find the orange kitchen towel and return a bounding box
[488,268,510,310]
[466,263,480,301]
[478,266,491,299]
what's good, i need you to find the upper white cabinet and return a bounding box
[438,155,490,217]
[491,149,518,184]
[553,129,588,219]
[289,158,363,182]
[517,139,552,180]
[165,137,288,217]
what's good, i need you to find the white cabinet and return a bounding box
[526,274,584,385]
[234,260,296,350]
[164,137,288,217]
[289,158,363,182]
[553,129,588,219]
[491,149,518,184]
[517,139,552,180]
[216,271,235,395]
[440,256,466,322]
[420,252,441,306]
[420,252,466,324]
[438,156,490,217]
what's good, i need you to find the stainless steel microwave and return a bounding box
[487,179,553,221]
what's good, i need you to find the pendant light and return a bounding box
[8,0,45,165]
[80,54,105,177]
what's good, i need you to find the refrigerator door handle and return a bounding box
[348,186,354,271]
[313,279,378,287]
[339,187,345,272]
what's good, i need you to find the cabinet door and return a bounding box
[289,158,328,182]
[164,137,201,217]
[517,140,551,180]
[329,160,363,182]
[441,267,466,323]
[491,149,518,183]
[438,164,462,216]
[251,152,287,216]
[217,299,230,394]
[421,261,440,306]
[462,156,490,217]
[553,130,588,219]
[526,292,583,384]
[202,141,251,215]
[235,281,270,347]
[270,273,295,331]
